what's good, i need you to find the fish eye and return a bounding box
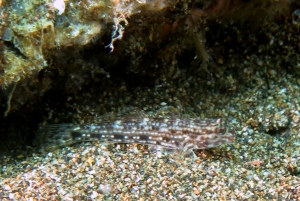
[219,127,226,133]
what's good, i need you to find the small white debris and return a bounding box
[160,102,167,106]
[156,150,162,158]
[53,0,65,15]
[90,191,98,199]
[99,184,114,195]
[3,185,11,191]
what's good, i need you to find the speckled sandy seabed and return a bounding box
[1,1,300,200]
[1,72,300,200]
[1,138,300,200]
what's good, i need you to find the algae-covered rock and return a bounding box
[0,0,104,86]
[0,0,169,87]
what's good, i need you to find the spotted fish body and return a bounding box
[36,118,236,152]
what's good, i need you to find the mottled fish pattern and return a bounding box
[36,118,236,152]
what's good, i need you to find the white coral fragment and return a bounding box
[53,0,65,15]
